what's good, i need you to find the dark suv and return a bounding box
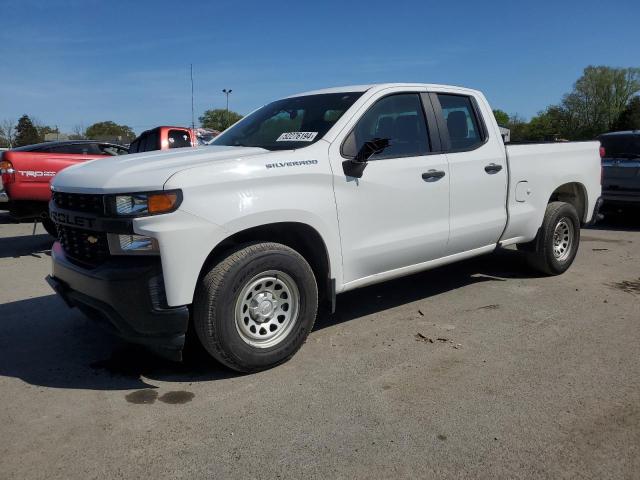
[599,131,640,209]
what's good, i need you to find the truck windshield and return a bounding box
[212,92,363,151]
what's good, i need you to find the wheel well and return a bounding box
[200,222,332,300]
[549,183,587,223]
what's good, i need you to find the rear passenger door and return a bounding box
[330,91,450,284]
[431,92,508,254]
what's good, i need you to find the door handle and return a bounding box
[484,163,503,174]
[422,169,446,181]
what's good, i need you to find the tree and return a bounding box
[69,124,86,140]
[492,109,510,126]
[14,114,40,147]
[36,124,59,142]
[85,121,135,142]
[560,66,640,138]
[0,119,16,148]
[612,96,640,131]
[505,66,640,142]
[199,108,242,131]
[505,113,529,142]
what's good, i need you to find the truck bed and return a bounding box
[501,141,601,244]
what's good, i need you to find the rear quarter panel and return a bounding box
[502,141,601,243]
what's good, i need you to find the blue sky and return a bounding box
[1,0,639,134]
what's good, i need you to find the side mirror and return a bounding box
[342,157,368,178]
[342,137,390,178]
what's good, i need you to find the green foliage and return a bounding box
[613,96,640,131]
[559,66,640,138]
[492,109,510,126]
[0,119,16,148]
[505,114,529,142]
[36,125,59,142]
[85,121,135,142]
[508,66,640,141]
[14,115,40,147]
[199,109,243,131]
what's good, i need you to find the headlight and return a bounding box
[115,194,148,215]
[110,190,182,217]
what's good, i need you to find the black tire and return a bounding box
[193,242,318,373]
[41,217,58,237]
[517,201,580,275]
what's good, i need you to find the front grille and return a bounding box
[53,192,104,215]
[57,225,109,265]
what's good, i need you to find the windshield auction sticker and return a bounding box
[276,132,318,142]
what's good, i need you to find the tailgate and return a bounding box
[5,152,106,202]
[602,157,640,193]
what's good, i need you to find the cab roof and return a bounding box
[287,83,478,98]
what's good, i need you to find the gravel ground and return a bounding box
[0,212,638,479]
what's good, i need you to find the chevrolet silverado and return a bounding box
[46,83,602,372]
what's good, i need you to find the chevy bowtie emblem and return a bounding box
[87,236,98,244]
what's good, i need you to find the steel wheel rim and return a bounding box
[553,217,574,261]
[234,270,299,348]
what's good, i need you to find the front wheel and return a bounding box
[193,242,318,372]
[517,201,580,275]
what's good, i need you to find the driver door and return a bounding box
[329,92,450,286]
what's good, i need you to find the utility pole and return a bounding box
[222,89,232,129]
[190,64,195,131]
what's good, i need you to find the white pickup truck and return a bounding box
[47,83,602,372]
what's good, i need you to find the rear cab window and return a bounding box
[436,93,486,151]
[168,129,192,149]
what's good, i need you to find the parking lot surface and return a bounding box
[0,212,638,479]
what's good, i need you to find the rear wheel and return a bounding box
[193,242,318,372]
[517,201,580,275]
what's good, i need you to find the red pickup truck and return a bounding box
[128,126,195,153]
[0,140,128,235]
[127,126,220,153]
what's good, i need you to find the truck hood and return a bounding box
[51,146,269,193]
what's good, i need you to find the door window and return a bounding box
[47,143,101,154]
[343,94,430,160]
[436,94,484,150]
[145,129,160,151]
[98,144,129,155]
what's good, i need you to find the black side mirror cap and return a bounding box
[342,158,368,178]
[342,138,390,178]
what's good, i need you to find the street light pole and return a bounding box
[190,64,195,131]
[222,89,232,129]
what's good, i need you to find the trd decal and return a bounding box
[18,170,56,177]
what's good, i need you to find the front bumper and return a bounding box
[47,242,189,360]
[0,181,8,203]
